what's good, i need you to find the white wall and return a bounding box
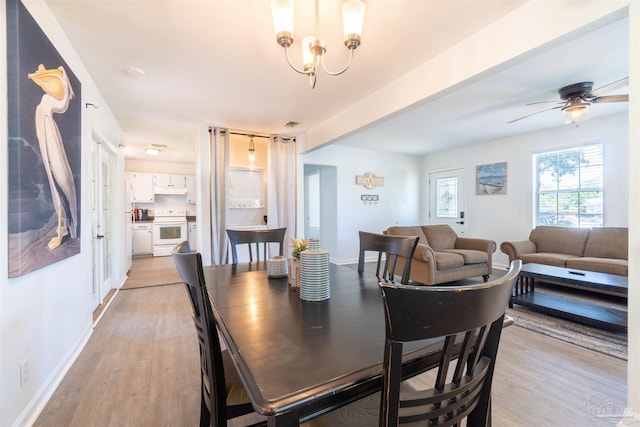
[0,1,125,426]
[422,113,628,268]
[300,145,423,264]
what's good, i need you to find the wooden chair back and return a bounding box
[378,260,522,427]
[226,228,287,264]
[172,241,255,426]
[358,231,419,284]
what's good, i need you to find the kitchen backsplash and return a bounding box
[134,193,196,218]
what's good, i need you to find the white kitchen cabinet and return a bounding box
[132,223,153,255]
[188,221,197,250]
[132,173,154,203]
[186,175,196,204]
[154,174,186,192]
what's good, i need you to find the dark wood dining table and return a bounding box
[202,261,448,426]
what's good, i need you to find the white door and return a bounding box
[304,167,321,240]
[92,141,113,309]
[428,169,466,235]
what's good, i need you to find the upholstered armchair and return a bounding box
[385,224,496,285]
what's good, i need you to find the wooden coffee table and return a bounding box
[510,263,627,332]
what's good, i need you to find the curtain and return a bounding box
[209,127,230,265]
[267,135,297,250]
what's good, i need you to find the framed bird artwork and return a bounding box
[7,0,82,278]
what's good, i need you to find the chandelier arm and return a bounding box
[284,46,311,75]
[320,48,355,76]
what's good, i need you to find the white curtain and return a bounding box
[209,127,230,265]
[267,135,297,248]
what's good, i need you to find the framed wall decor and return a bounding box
[476,162,507,195]
[7,0,82,278]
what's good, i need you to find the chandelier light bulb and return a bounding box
[342,0,365,47]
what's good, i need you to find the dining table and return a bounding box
[202,261,450,426]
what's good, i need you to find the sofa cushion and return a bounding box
[566,257,628,276]
[386,226,429,245]
[519,252,575,267]
[422,225,457,250]
[440,249,488,264]
[529,226,590,256]
[434,251,464,270]
[583,227,628,260]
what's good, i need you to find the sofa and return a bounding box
[500,226,628,276]
[384,224,496,286]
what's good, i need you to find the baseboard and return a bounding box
[13,328,93,427]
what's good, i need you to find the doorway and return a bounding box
[91,134,115,310]
[428,169,466,235]
[303,164,337,254]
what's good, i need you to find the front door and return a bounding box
[428,169,466,235]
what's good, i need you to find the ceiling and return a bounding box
[44,1,629,163]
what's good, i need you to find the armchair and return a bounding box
[385,224,496,285]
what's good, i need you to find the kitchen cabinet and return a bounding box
[188,221,197,250]
[186,175,196,204]
[132,223,153,255]
[154,174,186,193]
[132,173,154,203]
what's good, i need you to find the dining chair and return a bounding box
[378,259,522,426]
[358,231,419,284]
[304,260,521,427]
[171,241,265,427]
[226,227,287,264]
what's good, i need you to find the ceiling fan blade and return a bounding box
[507,105,563,124]
[525,100,564,106]
[592,94,629,103]
[591,77,629,96]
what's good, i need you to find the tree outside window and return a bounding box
[535,144,603,228]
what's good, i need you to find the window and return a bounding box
[436,177,458,218]
[534,144,603,228]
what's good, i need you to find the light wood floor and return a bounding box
[34,258,627,427]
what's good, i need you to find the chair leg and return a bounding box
[482,274,490,282]
[199,392,210,427]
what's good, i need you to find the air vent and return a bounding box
[284,121,299,128]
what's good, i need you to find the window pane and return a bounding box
[436,177,457,218]
[534,143,603,228]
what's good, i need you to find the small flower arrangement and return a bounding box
[290,238,308,259]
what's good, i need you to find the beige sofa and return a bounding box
[384,225,496,285]
[500,226,628,276]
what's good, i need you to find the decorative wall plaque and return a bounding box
[356,172,384,189]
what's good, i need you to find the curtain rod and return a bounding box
[209,126,295,142]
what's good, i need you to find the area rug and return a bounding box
[506,305,627,360]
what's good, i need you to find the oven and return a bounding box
[153,209,187,256]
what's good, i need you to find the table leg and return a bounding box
[267,410,301,427]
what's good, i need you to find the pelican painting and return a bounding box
[7,0,81,277]
[28,64,78,250]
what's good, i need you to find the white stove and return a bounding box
[152,209,188,256]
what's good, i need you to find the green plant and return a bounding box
[290,238,308,259]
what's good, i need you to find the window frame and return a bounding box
[533,143,604,228]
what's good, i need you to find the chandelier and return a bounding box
[270,0,366,89]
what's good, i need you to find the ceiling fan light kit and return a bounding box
[508,77,629,126]
[270,0,366,89]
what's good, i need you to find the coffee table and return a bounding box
[510,263,627,332]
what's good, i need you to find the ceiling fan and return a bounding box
[508,77,629,125]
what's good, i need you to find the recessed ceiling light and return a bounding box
[125,66,146,78]
[145,148,161,155]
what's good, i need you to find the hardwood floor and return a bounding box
[34,257,626,426]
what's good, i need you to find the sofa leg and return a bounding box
[483,274,490,282]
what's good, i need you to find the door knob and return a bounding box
[96,234,104,239]
[455,221,464,224]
